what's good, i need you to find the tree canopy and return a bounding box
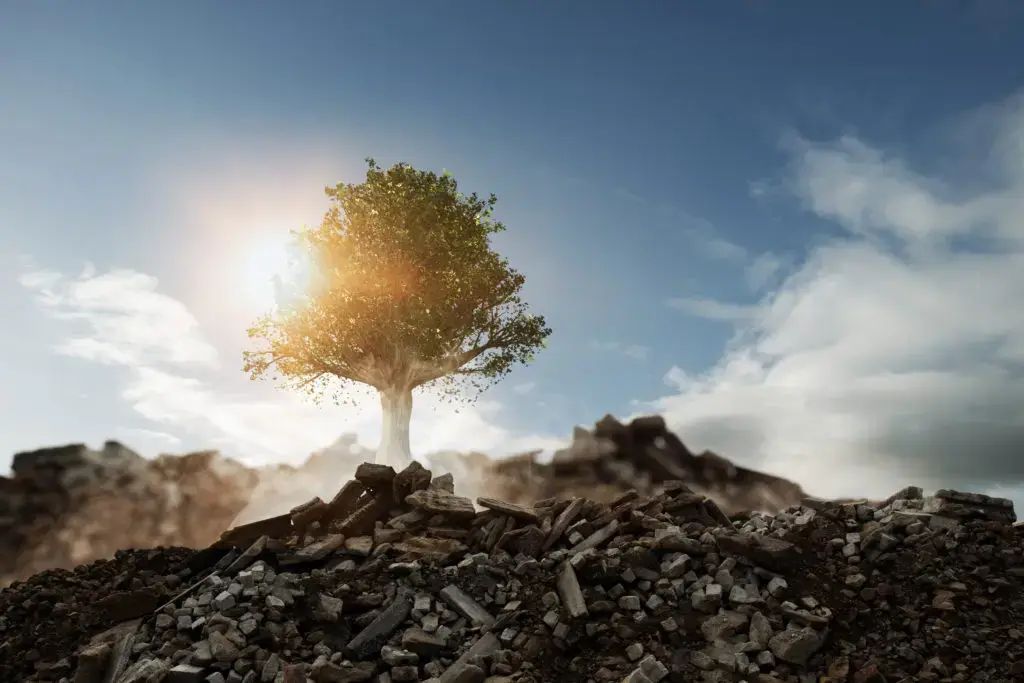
[244,158,551,407]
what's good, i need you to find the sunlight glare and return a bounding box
[237,232,310,310]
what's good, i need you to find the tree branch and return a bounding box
[253,348,376,387]
[410,333,506,385]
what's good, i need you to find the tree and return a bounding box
[244,159,551,467]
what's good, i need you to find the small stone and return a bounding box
[381,646,419,666]
[166,664,205,683]
[768,627,823,665]
[208,631,240,663]
[213,591,236,611]
[638,654,668,682]
[701,611,748,642]
[749,611,773,649]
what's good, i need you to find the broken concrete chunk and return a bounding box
[555,562,589,619]
[221,534,268,575]
[327,479,369,516]
[279,534,345,565]
[72,640,112,683]
[768,626,823,665]
[543,497,585,551]
[511,524,547,557]
[393,536,467,560]
[216,513,292,549]
[311,592,344,622]
[437,632,500,683]
[117,658,172,683]
[401,628,446,657]
[164,663,205,683]
[343,535,374,557]
[405,489,477,519]
[429,472,456,493]
[716,531,800,571]
[290,496,329,528]
[439,584,496,627]
[569,520,619,554]
[345,588,414,660]
[393,460,432,501]
[475,497,540,523]
[338,492,393,537]
[355,462,398,490]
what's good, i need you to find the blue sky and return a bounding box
[3,1,1024,503]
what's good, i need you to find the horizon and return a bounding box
[3,2,1024,508]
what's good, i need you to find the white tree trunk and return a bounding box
[377,388,413,468]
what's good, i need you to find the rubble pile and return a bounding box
[485,415,807,515]
[1,459,1022,683]
[0,416,808,586]
[0,442,259,586]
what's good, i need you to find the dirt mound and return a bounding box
[1,459,1020,683]
[0,416,807,587]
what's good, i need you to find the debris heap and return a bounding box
[1,460,1021,683]
[0,416,808,587]
[0,442,258,586]
[0,437,389,587]
[484,414,806,515]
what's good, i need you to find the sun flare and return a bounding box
[237,232,311,310]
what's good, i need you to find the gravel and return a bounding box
[1,459,1022,683]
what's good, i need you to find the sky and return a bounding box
[3,1,1024,506]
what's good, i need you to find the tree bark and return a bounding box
[378,387,414,468]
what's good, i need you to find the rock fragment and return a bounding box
[346,588,415,659]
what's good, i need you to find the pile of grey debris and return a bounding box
[1,460,1021,683]
[0,414,809,589]
[482,414,807,516]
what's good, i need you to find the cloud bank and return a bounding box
[17,265,563,466]
[650,93,1024,501]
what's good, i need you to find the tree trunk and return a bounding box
[377,387,413,468]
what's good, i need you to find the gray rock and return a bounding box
[768,627,823,665]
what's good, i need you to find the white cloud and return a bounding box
[20,265,561,466]
[667,297,761,323]
[590,340,650,362]
[20,267,218,369]
[646,92,1024,503]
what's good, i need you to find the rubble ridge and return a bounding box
[0,414,810,586]
[1,457,1020,683]
[485,414,808,516]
